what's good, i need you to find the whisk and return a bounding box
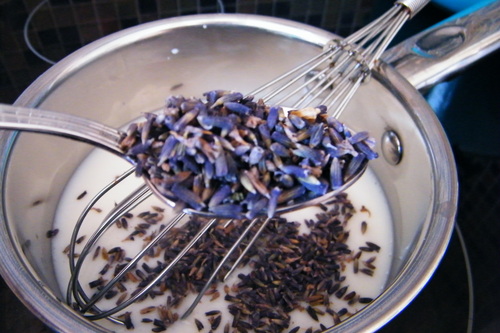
[0,0,427,327]
[251,0,429,118]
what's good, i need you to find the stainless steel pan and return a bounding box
[0,2,498,332]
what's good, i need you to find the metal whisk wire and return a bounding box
[66,0,428,325]
[250,0,421,118]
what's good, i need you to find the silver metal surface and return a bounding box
[396,0,430,17]
[381,130,403,165]
[0,104,123,155]
[384,0,500,90]
[265,0,426,118]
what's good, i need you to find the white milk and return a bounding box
[52,148,393,332]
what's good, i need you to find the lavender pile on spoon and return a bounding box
[119,90,377,219]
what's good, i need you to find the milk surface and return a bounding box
[52,148,393,332]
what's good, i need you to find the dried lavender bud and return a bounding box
[194,318,204,331]
[77,190,87,200]
[80,191,380,332]
[119,91,377,218]
[46,229,59,238]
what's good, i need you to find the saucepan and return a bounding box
[0,2,498,332]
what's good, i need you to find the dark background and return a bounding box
[0,0,499,332]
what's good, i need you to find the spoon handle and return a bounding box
[0,103,124,155]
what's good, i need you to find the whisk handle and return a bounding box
[0,103,124,155]
[396,0,430,18]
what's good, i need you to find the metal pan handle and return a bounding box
[383,0,500,90]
